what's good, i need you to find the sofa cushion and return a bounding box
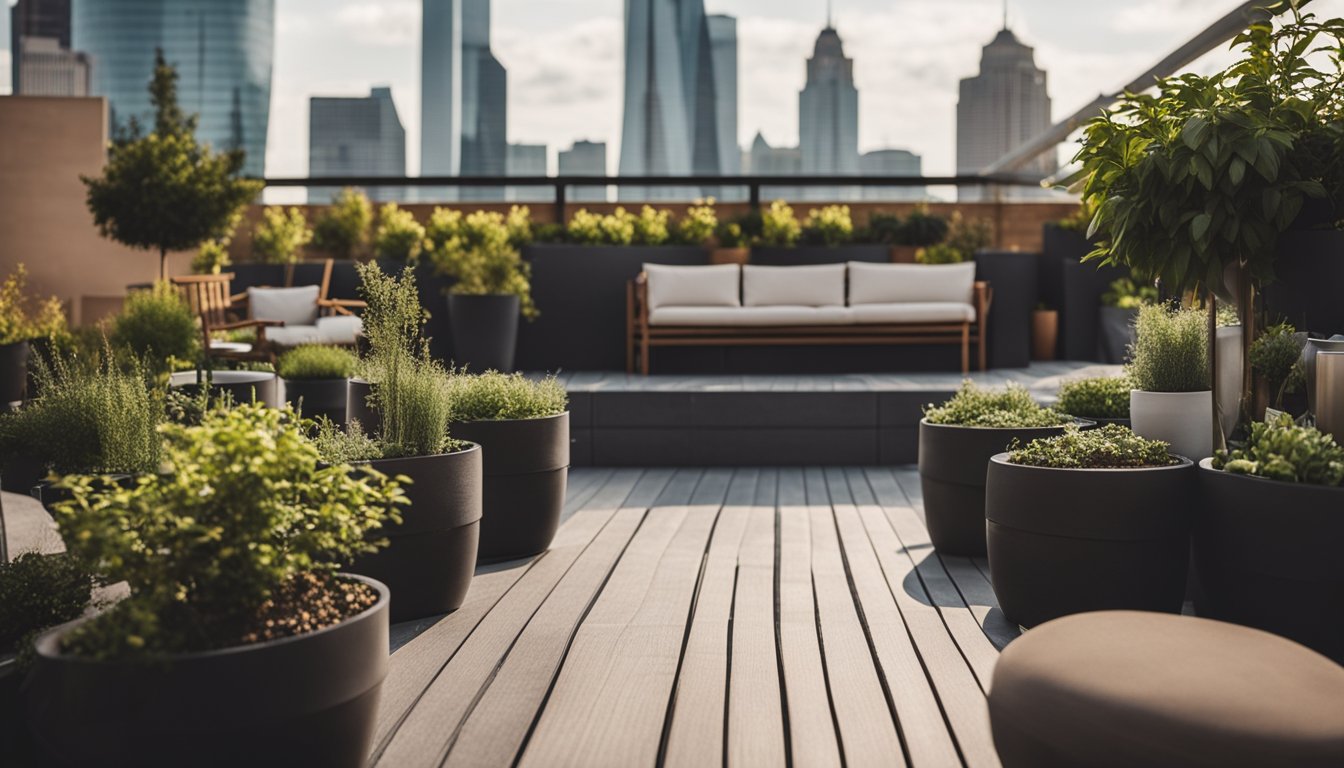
[743,264,846,307]
[850,303,975,324]
[847,261,975,305]
[265,325,323,347]
[248,285,320,326]
[649,305,853,326]
[644,264,740,310]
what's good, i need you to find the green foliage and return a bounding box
[677,199,718,246]
[915,243,965,264]
[1071,7,1344,294]
[801,205,853,246]
[1008,423,1177,468]
[923,381,1073,428]
[566,208,634,245]
[530,221,567,244]
[277,345,356,381]
[1101,277,1159,309]
[445,371,568,421]
[864,212,905,245]
[312,417,383,464]
[1249,322,1306,407]
[505,205,534,248]
[356,261,428,372]
[1057,376,1132,419]
[721,210,763,247]
[373,203,427,263]
[755,200,800,246]
[632,205,671,245]
[1214,411,1344,485]
[426,209,537,319]
[251,206,312,265]
[82,51,261,279]
[899,204,950,246]
[0,552,95,654]
[0,264,68,346]
[944,211,994,256]
[51,404,409,659]
[1053,202,1096,232]
[111,282,199,371]
[1127,305,1210,392]
[191,237,232,275]
[311,188,373,259]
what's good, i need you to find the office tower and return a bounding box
[72,0,275,177]
[505,142,547,202]
[308,87,406,203]
[745,132,801,201]
[558,140,608,202]
[10,0,71,92]
[956,24,1056,201]
[17,36,90,96]
[860,148,924,201]
[798,24,860,199]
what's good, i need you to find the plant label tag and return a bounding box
[1264,407,1286,422]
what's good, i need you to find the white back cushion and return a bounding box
[846,261,976,305]
[248,285,320,326]
[644,263,740,310]
[743,264,846,307]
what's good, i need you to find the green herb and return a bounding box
[311,417,383,464]
[0,552,95,655]
[923,381,1073,428]
[110,282,199,372]
[426,208,537,319]
[1214,412,1344,485]
[277,345,356,381]
[1127,305,1210,393]
[446,371,568,421]
[1057,376,1132,419]
[1008,424,1176,468]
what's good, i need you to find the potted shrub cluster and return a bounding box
[1195,414,1344,662]
[1127,305,1213,461]
[445,371,569,563]
[986,425,1194,628]
[0,265,68,408]
[919,382,1081,556]
[1056,375,1132,427]
[278,345,356,426]
[25,404,407,766]
[312,187,374,261]
[865,205,950,263]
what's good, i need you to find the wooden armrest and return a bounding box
[635,272,648,285]
[318,298,367,308]
[229,291,250,305]
[213,319,284,331]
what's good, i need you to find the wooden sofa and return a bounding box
[626,262,992,375]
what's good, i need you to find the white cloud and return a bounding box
[335,1,420,47]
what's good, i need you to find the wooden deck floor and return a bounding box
[372,467,1017,768]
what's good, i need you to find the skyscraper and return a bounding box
[308,87,406,203]
[558,140,608,202]
[956,25,1056,201]
[706,15,738,177]
[72,0,275,177]
[744,132,801,201]
[505,142,547,202]
[10,0,72,92]
[798,24,859,199]
[860,149,924,201]
[17,36,90,96]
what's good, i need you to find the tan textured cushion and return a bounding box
[742,264,846,307]
[644,263,740,310]
[649,305,852,326]
[850,303,975,324]
[846,261,975,305]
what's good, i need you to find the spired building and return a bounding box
[308,87,406,204]
[798,23,859,200]
[955,24,1056,201]
[72,0,275,177]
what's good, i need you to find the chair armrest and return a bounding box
[318,298,367,317]
[213,319,285,331]
[229,291,250,305]
[974,280,993,319]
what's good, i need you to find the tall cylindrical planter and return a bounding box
[1130,390,1213,463]
[1194,458,1344,663]
[25,574,390,768]
[0,340,30,408]
[448,294,520,373]
[349,445,482,622]
[169,371,280,408]
[918,419,1083,556]
[345,377,380,435]
[1305,339,1344,415]
[1096,306,1136,364]
[1317,351,1344,443]
[986,455,1194,628]
[1215,326,1243,439]
[282,377,349,427]
[451,413,570,564]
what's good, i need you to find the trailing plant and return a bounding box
[110,282,199,372]
[899,204,949,247]
[426,209,538,318]
[1127,305,1210,392]
[1008,424,1177,469]
[1101,277,1159,309]
[801,205,853,246]
[0,264,68,346]
[1249,322,1306,407]
[50,403,409,659]
[1214,411,1344,485]
[0,552,95,659]
[373,203,426,263]
[923,381,1073,428]
[678,199,718,246]
[944,211,994,256]
[251,206,312,265]
[311,187,373,260]
[758,200,801,246]
[632,205,672,246]
[276,345,356,381]
[1057,376,1132,419]
[445,371,568,421]
[915,243,965,264]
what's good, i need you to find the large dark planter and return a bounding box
[974,251,1037,369]
[1193,459,1344,662]
[349,445,482,622]
[345,377,379,434]
[1263,229,1344,336]
[918,419,1083,556]
[227,263,287,293]
[0,340,30,408]
[282,377,348,426]
[748,245,890,266]
[447,293,521,372]
[1,458,46,494]
[451,412,569,563]
[1044,225,1129,362]
[985,454,1194,628]
[169,371,280,408]
[1097,306,1137,364]
[24,574,389,768]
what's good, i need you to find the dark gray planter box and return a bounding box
[975,250,1037,369]
[1097,306,1137,364]
[282,377,348,426]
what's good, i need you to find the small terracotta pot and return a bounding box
[889,245,919,264]
[710,247,750,265]
[1031,310,1058,361]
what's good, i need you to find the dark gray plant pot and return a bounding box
[349,444,483,622]
[345,377,380,435]
[282,377,349,427]
[1263,229,1344,336]
[24,574,389,768]
[986,454,1194,628]
[1193,458,1344,663]
[447,293,520,372]
[1097,306,1137,364]
[169,371,280,408]
[450,412,570,563]
[1,458,46,494]
[0,340,29,408]
[918,419,1086,556]
[975,251,1038,369]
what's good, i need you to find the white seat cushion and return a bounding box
[315,315,363,345]
[650,305,853,326]
[644,264,740,310]
[265,325,322,347]
[850,303,976,324]
[248,285,320,325]
[847,261,976,305]
[743,264,846,307]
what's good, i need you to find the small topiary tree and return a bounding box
[251,206,313,265]
[312,188,373,260]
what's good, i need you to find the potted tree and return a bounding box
[1056,375,1132,427]
[0,265,67,409]
[26,404,407,766]
[1128,305,1213,461]
[445,372,569,563]
[986,425,1194,628]
[312,187,374,261]
[250,206,314,287]
[1247,322,1306,417]
[919,382,1082,556]
[1195,414,1344,662]
[278,345,356,426]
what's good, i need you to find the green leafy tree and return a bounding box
[251,206,313,264]
[312,188,373,259]
[83,50,261,279]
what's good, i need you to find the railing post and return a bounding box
[555,181,566,224]
[749,180,760,211]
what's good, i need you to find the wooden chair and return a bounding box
[309,259,366,317]
[170,273,281,363]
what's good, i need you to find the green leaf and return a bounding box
[1191,213,1212,242]
[1228,156,1246,187]
[1182,116,1210,150]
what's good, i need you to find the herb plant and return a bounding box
[0,552,95,655]
[251,206,312,265]
[1008,424,1177,469]
[311,187,373,259]
[110,282,199,372]
[1127,305,1210,393]
[923,381,1073,428]
[277,345,356,381]
[446,371,568,421]
[1057,376,1132,419]
[1214,412,1344,485]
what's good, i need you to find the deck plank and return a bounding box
[726,504,787,768]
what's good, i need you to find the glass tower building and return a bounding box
[308,86,406,204]
[72,0,275,177]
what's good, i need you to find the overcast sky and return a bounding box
[5,0,1342,178]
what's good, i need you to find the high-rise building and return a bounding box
[956,25,1056,201]
[745,132,801,201]
[860,149,924,201]
[558,140,608,202]
[72,0,275,177]
[17,36,90,96]
[505,142,547,202]
[10,0,71,92]
[798,24,859,199]
[308,87,405,204]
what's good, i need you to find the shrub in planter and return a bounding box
[987,425,1192,627]
[1057,376,1131,425]
[800,205,853,247]
[1127,305,1212,460]
[1195,414,1344,661]
[446,372,569,563]
[0,265,68,407]
[251,206,312,265]
[676,199,718,247]
[110,282,199,376]
[26,404,406,766]
[312,187,373,260]
[373,203,426,264]
[919,382,1079,556]
[278,345,356,426]
[1248,322,1306,413]
[757,200,801,247]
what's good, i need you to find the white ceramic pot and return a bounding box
[1130,389,1214,462]
[1215,325,1242,438]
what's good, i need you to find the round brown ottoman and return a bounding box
[989,611,1344,768]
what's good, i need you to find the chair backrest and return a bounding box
[171,272,236,330]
